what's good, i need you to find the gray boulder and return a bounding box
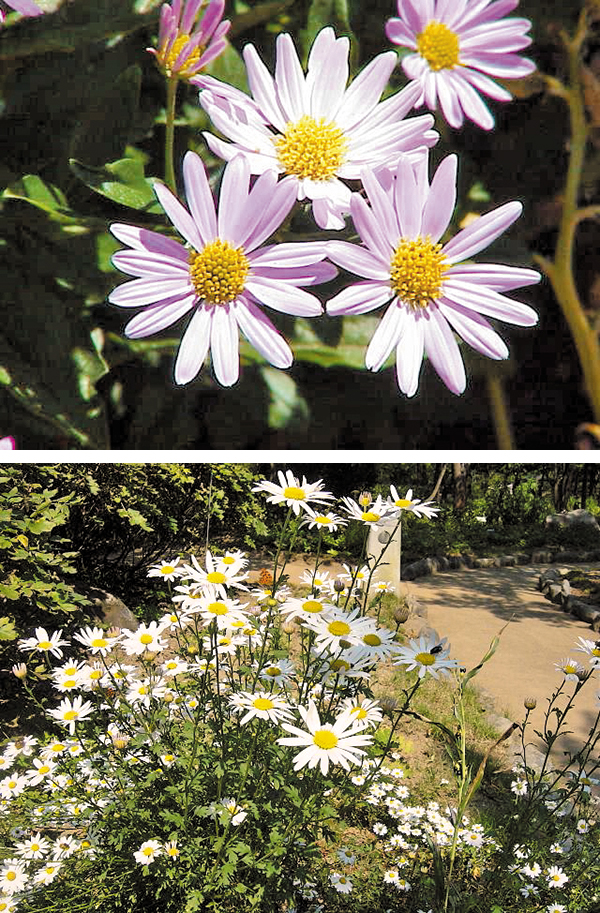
[87,588,138,631]
[546,509,600,533]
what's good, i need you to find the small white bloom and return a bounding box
[134,838,163,865]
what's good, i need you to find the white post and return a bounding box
[367,519,402,595]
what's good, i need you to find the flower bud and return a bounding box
[333,578,345,593]
[523,697,537,710]
[358,491,372,507]
[11,663,27,680]
[393,606,410,625]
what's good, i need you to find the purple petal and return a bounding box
[202,131,277,174]
[448,71,495,130]
[210,305,239,386]
[245,276,323,316]
[306,28,349,121]
[441,278,538,326]
[311,196,347,230]
[153,182,203,250]
[439,299,509,359]
[436,73,465,128]
[460,52,536,78]
[361,168,401,242]
[395,310,425,396]
[336,52,397,131]
[249,241,329,269]
[253,262,337,286]
[365,302,404,370]
[395,156,422,239]
[243,44,287,132]
[112,249,190,278]
[423,306,466,394]
[274,33,307,121]
[174,306,212,385]
[182,151,217,245]
[462,68,512,102]
[326,282,393,316]
[326,240,389,279]
[124,293,197,338]
[442,201,523,263]
[241,175,297,252]
[421,154,457,242]
[109,277,193,308]
[385,18,417,48]
[4,0,43,15]
[351,193,394,260]
[233,297,293,369]
[110,224,188,261]
[218,155,251,241]
[446,263,540,290]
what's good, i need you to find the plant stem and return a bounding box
[536,10,600,423]
[165,76,179,194]
[486,372,514,449]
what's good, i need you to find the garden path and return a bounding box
[252,556,600,763]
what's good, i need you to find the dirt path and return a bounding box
[250,554,600,764]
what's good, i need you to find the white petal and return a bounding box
[233,297,293,369]
[210,305,240,386]
[395,310,424,397]
[423,306,466,394]
[365,302,404,371]
[174,305,213,385]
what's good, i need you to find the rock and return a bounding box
[402,557,437,580]
[515,553,531,565]
[551,550,581,563]
[547,583,564,605]
[435,556,450,571]
[546,508,600,532]
[87,588,138,631]
[448,555,466,570]
[531,549,553,564]
[499,555,517,567]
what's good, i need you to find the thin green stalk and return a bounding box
[165,76,179,194]
[536,10,600,423]
[486,372,514,450]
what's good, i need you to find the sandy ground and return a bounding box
[249,554,600,764]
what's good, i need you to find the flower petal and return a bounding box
[245,276,323,316]
[306,28,349,121]
[218,155,251,241]
[110,224,188,261]
[446,263,540,290]
[326,282,393,316]
[210,304,240,386]
[153,181,203,250]
[108,277,193,308]
[365,302,404,371]
[351,193,394,260]
[395,309,425,397]
[241,175,298,251]
[423,306,467,394]
[327,239,390,279]
[124,293,197,338]
[174,305,212,385]
[111,249,190,278]
[439,299,509,359]
[441,278,538,326]
[335,51,397,131]
[182,151,217,244]
[421,154,457,242]
[233,297,293,369]
[442,201,523,263]
[274,32,307,121]
[243,44,287,132]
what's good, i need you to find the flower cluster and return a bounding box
[109,0,540,397]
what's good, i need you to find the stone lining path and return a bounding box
[252,556,600,764]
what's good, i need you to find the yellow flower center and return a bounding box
[143,847,154,857]
[265,666,281,677]
[64,710,78,721]
[303,599,325,614]
[313,729,338,750]
[395,498,413,508]
[313,517,330,525]
[283,485,306,501]
[222,556,235,564]
[352,707,368,719]
[390,237,447,308]
[592,647,600,657]
[51,743,66,753]
[328,620,351,637]
[362,511,380,522]
[140,633,154,645]
[188,240,249,305]
[63,679,79,689]
[415,651,436,666]
[564,663,577,674]
[207,600,228,615]
[90,670,102,680]
[274,115,348,181]
[6,872,16,882]
[38,641,52,650]
[38,765,50,775]
[416,21,461,71]
[252,697,274,711]
[330,658,351,672]
[206,571,227,584]
[363,633,382,647]
[158,33,204,78]
[161,565,175,575]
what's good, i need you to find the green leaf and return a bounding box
[292,316,379,369]
[260,367,310,430]
[117,507,154,531]
[69,156,164,213]
[0,584,20,600]
[2,175,72,221]
[0,616,17,641]
[300,0,356,62]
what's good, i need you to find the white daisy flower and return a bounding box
[574,636,600,666]
[182,551,249,596]
[277,699,373,775]
[164,839,180,859]
[74,626,121,656]
[387,486,439,519]
[330,872,353,894]
[279,594,336,622]
[252,470,335,516]
[0,860,27,895]
[258,658,296,685]
[340,494,391,527]
[303,606,373,654]
[229,690,294,726]
[300,508,348,532]
[18,627,69,659]
[0,774,29,800]
[147,558,183,580]
[547,866,568,888]
[339,696,383,729]
[26,758,57,786]
[133,838,163,865]
[120,621,168,657]
[185,589,250,629]
[393,629,458,679]
[14,832,50,860]
[344,624,399,664]
[46,695,95,734]
[554,657,584,680]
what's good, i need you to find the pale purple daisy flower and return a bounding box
[386,0,536,130]
[147,0,230,79]
[326,153,540,396]
[109,152,335,386]
[194,26,438,230]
